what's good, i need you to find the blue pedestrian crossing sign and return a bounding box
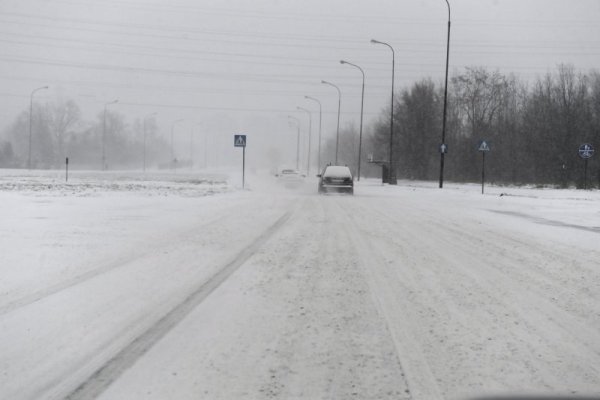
[234,134,247,147]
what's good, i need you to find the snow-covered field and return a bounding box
[1,169,599,400]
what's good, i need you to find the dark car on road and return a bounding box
[317,165,353,195]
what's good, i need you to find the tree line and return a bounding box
[0,100,169,170]
[2,64,599,188]
[330,64,599,188]
[384,64,599,187]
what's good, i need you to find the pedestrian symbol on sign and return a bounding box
[234,135,246,147]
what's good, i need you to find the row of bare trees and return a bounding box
[361,65,599,187]
[0,99,168,169]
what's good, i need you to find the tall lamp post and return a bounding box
[143,112,157,173]
[171,119,184,169]
[28,85,49,170]
[304,96,322,173]
[321,80,341,164]
[297,106,312,176]
[287,116,301,171]
[340,60,365,181]
[439,0,451,188]
[102,99,118,170]
[191,123,203,170]
[371,39,397,185]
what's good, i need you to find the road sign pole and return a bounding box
[477,140,490,194]
[481,151,486,194]
[584,158,588,190]
[234,134,247,189]
[578,143,595,190]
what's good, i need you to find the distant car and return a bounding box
[275,168,305,188]
[317,165,353,195]
[276,168,301,177]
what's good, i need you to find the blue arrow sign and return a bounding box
[478,140,490,152]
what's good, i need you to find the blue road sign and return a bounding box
[578,143,594,159]
[234,135,247,147]
[478,140,490,152]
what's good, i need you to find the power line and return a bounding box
[0,54,447,88]
[34,1,600,28]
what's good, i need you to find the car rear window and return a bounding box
[323,166,352,178]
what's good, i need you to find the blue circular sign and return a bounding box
[578,143,594,159]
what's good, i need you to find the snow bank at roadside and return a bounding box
[358,178,600,231]
[0,169,232,197]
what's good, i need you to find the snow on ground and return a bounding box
[0,170,599,399]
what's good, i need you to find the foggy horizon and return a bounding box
[1,0,600,170]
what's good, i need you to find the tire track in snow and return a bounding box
[489,209,600,234]
[331,199,441,400]
[341,196,600,394]
[0,212,239,316]
[63,210,292,400]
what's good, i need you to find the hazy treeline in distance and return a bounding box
[1,64,599,188]
[0,100,170,170]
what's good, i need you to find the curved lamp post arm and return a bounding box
[143,112,157,172]
[287,115,301,170]
[171,119,184,165]
[297,106,312,176]
[304,96,322,173]
[439,0,452,188]
[321,80,342,164]
[340,60,366,181]
[371,38,396,184]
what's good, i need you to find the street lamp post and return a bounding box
[102,99,118,170]
[371,39,397,185]
[28,85,49,170]
[143,112,157,173]
[204,131,209,169]
[304,96,322,173]
[439,0,451,188]
[191,123,203,170]
[297,106,312,176]
[171,119,184,170]
[287,115,301,171]
[340,60,366,181]
[321,80,341,164]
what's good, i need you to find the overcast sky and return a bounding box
[1,0,600,166]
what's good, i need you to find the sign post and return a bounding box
[234,134,247,189]
[65,157,69,182]
[578,143,595,190]
[478,140,490,194]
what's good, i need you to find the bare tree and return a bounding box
[45,99,81,167]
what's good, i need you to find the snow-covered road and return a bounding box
[1,172,599,399]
